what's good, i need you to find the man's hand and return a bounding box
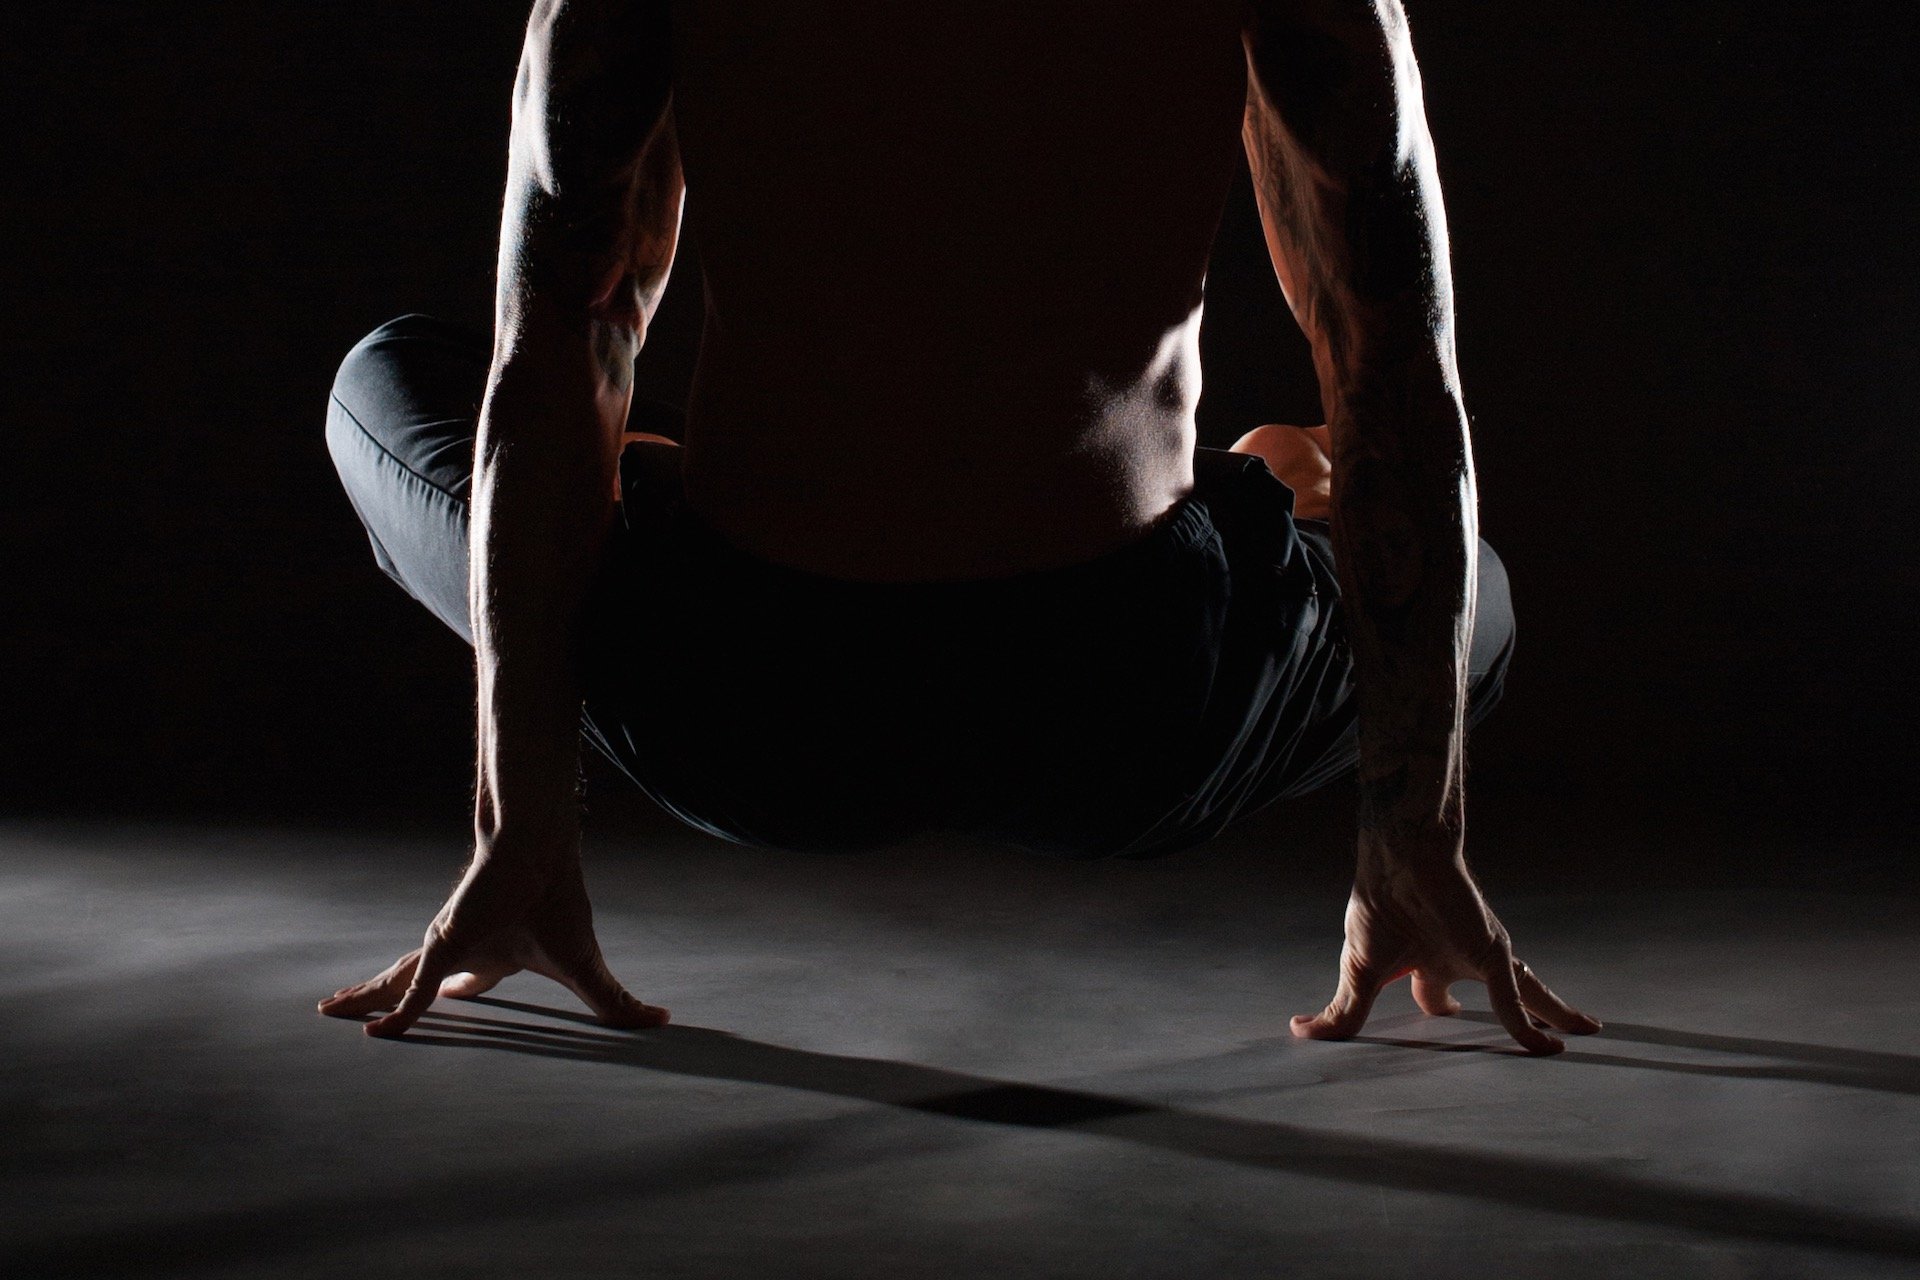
[318,854,667,1038]
[1292,847,1600,1054]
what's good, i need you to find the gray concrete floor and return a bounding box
[3,818,1917,1279]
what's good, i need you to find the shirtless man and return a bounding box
[319,0,1599,1053]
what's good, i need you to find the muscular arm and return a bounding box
[323,0,684,1038]
[473,0,682,862]
[1242,0,1472,855]
[1243,2,1598,1051]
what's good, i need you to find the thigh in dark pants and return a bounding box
[326,314,935,851]
[326,315,485,643]
[1106,449,1517,859]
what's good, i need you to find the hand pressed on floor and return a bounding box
[1291,847,1601,1055]
[318,854,668,1038]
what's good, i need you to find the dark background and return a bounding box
[3,3,1914,882]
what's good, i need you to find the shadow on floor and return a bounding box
[14,996,1919,1276]
[1405,1010,1920,1095]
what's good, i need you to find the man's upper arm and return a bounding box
[1239,0,1451,383]
[500,0,683,341]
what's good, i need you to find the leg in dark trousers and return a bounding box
[325,314,489,643]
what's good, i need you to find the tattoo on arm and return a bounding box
[1243,0,1476,840]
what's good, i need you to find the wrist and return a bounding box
[1356,818,1465,871]
[473,801,581,869]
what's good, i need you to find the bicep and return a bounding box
[500,0,683,336]
[1238,0,1449,373]
[1242,0,1404,163]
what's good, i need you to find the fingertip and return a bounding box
[603,993,671,1029]
[1290,1013,1351,1041]
[1512,1026,1566,1055]
[366,995,429,1038]
[631,992,671,1027]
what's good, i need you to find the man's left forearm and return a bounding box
[1330,349,1475,857]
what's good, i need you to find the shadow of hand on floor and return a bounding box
[366,995,1920,1261]
[416,998,1160,1125]
[1377,1010,1920,1095]
[21,1000,1916,1276]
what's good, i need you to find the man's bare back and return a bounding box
[672,1,1248,580]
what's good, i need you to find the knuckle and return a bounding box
[1466,933,1513,974]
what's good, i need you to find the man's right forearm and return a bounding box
[469,321,630,862]
[1242,1,1477,854]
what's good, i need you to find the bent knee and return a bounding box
[1467,538,1516,723]
[326,315,489,499]
[328,315,488,453]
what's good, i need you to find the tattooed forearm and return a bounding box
[1242,0,1476,846]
